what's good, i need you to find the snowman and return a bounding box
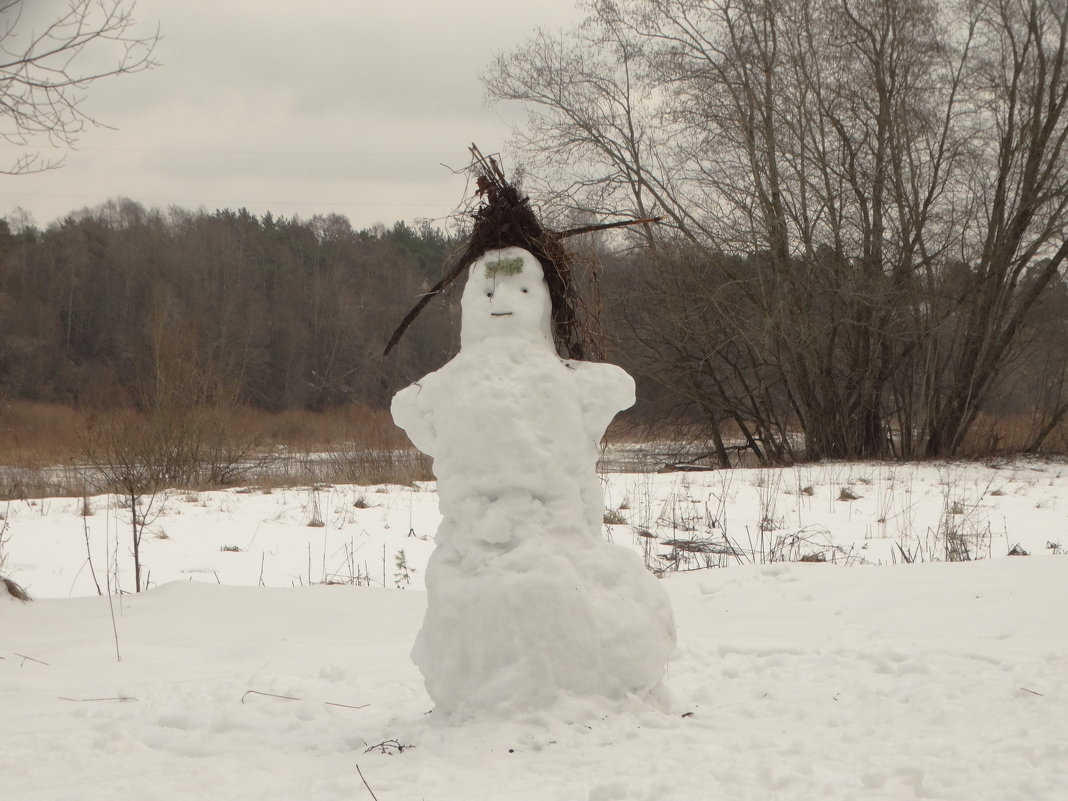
[392,246,675,719]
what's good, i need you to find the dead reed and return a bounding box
[0,402,432,500]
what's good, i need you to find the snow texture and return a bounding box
[391,247,676,718]
[4,460,1068,799]
[5,558,1068,801]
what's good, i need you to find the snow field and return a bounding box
[601,460,1067,567]
[4,460,1065,601]
[2,459,1066,799]
[4,559,1066,800]
[3,483,442,598]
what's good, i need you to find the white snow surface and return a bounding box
[2,459,1068,799]
[391,248,675,718]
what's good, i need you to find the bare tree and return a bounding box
[0,0,158,173]
[83,408,171,594]
[921,0,1068,455]
[82,288,265,592]
[487,0,1068,460]
[484,14,680,244]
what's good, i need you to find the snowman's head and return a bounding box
[460,247,553,349]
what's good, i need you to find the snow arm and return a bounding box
[569,361,636,440]
[391,380,438,457]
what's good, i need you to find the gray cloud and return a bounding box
[2,0,582,229]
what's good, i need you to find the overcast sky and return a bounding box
[1,0,584,230]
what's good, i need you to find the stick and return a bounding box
[557,216,663,238]
[59,695,137,702]
[355,764,379,801]
[15,653,49,666]
[382,240,482,355]
[241,690,301,703]
[364,739,411,754]
[105,519,121,663]
[240,689,369,709]
[83,517,102,596]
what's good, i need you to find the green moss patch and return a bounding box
[484,256,525,278]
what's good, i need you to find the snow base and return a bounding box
[413,535,676,720]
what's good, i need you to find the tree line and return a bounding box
[0,200,461,413]
[1,189,1066,463]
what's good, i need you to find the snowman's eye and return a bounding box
[521,288,528,293]
[486,291,493,298]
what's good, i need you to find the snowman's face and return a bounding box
[461,247,553,348]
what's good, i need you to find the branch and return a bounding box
[240,689,369,710]
[557,216,663,238]
[355,764,380,801]
[0,0,159,169]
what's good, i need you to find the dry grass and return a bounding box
[0,401,421,461]
[957,412,1068,456]
[604,416,746,445]
[2,399,1064,501]
[611,411,1068,463]
[0,401,432,500]
[0,401,86,467]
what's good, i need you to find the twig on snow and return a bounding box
[364,739,413,755]
[83,516,102,596]
[59,695,138,702]
[240,689,369,710]
[15,652,48,666]
[355,763,379,801]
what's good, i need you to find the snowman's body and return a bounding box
[392,247,675,719]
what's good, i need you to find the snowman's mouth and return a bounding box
[491,312,513,317]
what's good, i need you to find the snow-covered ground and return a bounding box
[4,459,1067,800]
